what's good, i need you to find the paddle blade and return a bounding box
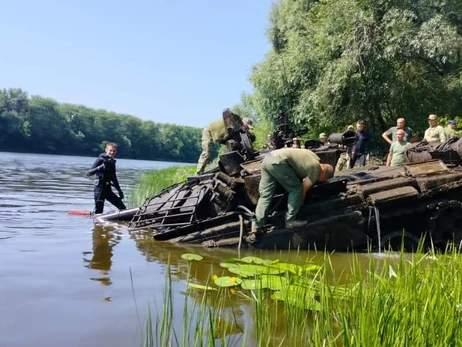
[67,210,92,216]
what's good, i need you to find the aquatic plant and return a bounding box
[141,247,462,346]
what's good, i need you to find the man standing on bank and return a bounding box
[251,148,334,234]
[382,118,418,145]
[87,142,126,214]
[196,109,254,175]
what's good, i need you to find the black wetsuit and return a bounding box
[87,153,126,214]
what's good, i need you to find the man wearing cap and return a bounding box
[196,111,254,175]
[382,118,418,145]
[318,133,328,144]
[424,114,446,143]
[251,147,334,234]
[445,120,457,139]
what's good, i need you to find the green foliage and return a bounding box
[250,0,462,141]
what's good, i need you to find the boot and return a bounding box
[251,221,262,234]
[286,219,308,229]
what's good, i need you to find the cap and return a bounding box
[428,114,437,120]
[319,133,327,139]
[449,120,457,125]
[242,117,253,129]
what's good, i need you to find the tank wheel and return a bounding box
[380,231,421,252]
[240,132,255,161]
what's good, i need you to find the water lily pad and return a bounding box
[241,275,289,290]
[227,264,285,277]
[233,256,279,266]
[214,276,243,287]
[181,253,203,261]
[269,262,299,274]
[187,282,218,291]
[271,286,321,311]
[219,262,235,268]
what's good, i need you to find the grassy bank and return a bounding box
[129,166,196,206]
[141,248,462,346]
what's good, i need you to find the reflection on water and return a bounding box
[83,225,123,286]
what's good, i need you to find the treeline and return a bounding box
[0,88,202,162]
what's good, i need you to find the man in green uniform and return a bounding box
[196,111,253,175]
[252,148,334,233]
[386,129,411,167]
[424,114,446,143]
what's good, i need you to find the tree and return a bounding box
[250,0,462,141]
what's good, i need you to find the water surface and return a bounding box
[0,152,373,347]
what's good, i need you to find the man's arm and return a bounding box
[439,128,447,142]
[382,130,393,145]
[87,158,104,176]
[302,177,314,202]
[386,152,392,166]
[407,128,418,143]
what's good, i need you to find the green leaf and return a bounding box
[181,253,203,261]
[214,276,243,287]
[241,275,289,290]
[271,286,321,311]
[233,256,279,265]
[187,282,217,291]
[227,264,286,277]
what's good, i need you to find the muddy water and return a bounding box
[0,152,374,347]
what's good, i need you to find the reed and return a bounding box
[129,166,196,205]
[140,245,462,346]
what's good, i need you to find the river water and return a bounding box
[0,152,374,347]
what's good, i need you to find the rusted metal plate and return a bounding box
[241,158,262,175]
[406,160,449,177]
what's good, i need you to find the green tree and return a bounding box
[250,0,462,142]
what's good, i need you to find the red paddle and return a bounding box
[67,210,93,216]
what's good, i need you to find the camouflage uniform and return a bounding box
[254,148,321,229]
[196,119,229,175]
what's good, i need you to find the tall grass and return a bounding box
[129,166,196,206]
[141,247,462,346]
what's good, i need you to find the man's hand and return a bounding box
[118,190,124,200]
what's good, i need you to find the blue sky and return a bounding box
[0,0,273,128]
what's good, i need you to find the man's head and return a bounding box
[105,142,118,157]
[449,120,457,129]
[356,120,366,131]
[318,133,327,143]
[242,117,254,130]
[428,114,438,126]
[347,125,355,131]
[396,118,406,129]
[396,129,405,141]
[318,164,334,182]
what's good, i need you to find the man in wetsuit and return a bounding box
[87,142,126,214]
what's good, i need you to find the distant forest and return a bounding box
[0,88,202,162]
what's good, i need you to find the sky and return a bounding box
[0,0,274,128]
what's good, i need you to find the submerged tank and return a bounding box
[95,114,462,251]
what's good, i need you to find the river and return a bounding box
[0,152,374,347]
